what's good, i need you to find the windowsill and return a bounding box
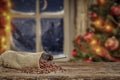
[53,57,69,62]
[0,62,120,80]
[53,54,70,62]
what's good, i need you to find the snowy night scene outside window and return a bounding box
[11,0,74,60]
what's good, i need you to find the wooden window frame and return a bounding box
[11,0,75,61]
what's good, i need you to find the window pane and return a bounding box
[11,18,36,52]
[41,18,64,55]
[40,0,64,13]
[11,0,35,14]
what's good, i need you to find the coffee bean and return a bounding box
[19,60,65,74]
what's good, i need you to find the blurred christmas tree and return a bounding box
[72,0,120,62]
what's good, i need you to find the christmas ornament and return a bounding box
[104,25,113,33]
[91,45,120,62]
[91,45,103,57]
[89,12,99,21]
[83,32,95,42]
[83,57,93,62]
[89,12,98,18]
[74,35,82,46]
[105,37,119,51]
[72,49,78,57]
[110,4,120,16]
[90,38,99,46]
[104,22,113,33]
[80,46,87,53]
[92,17,104,30]
[97,0,108,6]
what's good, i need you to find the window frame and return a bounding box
[11,0,75,61]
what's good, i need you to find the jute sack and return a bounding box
[0,50,44,69]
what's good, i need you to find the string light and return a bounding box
[97,0,107,6]
[5,24,11,31]
[95,47,101,53]
[104,22,113,33]
[2,12,7,16]
[93,17,104,29]
[6,15,11,21]
[105,25,112,32]
[2,12,11,20]
[99,0,106,4]
[2,45,8,50]
[7,1,12,8]
[94,20,101,26]
[90,39,98,45]
[1,37,6,43]
[106,25,111,30]
[0,0,12,54]
[91,45,103,57]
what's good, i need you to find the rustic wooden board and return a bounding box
[0,62,120,80]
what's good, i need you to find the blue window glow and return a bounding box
[40,0,64,12]
[12,0,36,13]
[41,18,64,55]
[12,18,36,52]
[11,0,64,56]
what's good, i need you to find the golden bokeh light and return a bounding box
[106,25,111,29]
[100,0,106,4]
[2,12,7,16]
[7,1,12,8]
[97,0,107,6]
[93,18,104,29]
[3,45,8,50]
[5,24,11,31]
[6,15,11,20]
[0,0,12,54]
[95,47,101,53]
[1,37,6,43]
[94,20,101,26]
[104,23,113,33]
[90,39,98,45]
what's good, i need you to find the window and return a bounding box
[11,0,75,59]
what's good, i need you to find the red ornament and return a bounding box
[91,45,104,57]
[90,38,99,46]
[83,58,93,62]
[91,45,120,62]
[74,35,82,45]
[110,4,120,16]
[105,37,119,51]
[89,12,99,21]
[92,17,105,29]
[97,0,107,6]
[83,32,95,42]
[72,49,78,57]
[80,46,87,53]
[104,22,113,33]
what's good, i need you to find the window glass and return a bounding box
[41,18,64,55]
[12,0,36,14]
[12,18,36,52]
[11,0,65,57]
[40,0,64,13]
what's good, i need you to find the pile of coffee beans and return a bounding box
[20,60,65,74]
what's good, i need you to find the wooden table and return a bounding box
[0,62,120,80]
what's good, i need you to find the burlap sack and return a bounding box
[0,50,44,69]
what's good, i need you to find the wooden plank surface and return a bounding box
[0,62,120,80]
